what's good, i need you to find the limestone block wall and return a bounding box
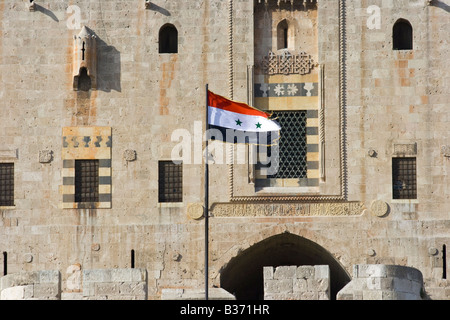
[263,265,330,300]
[337,264,423,300]
[1,268,147,300]
[161,288,235,300]
[0,270,61,300]
[80,268,148,300]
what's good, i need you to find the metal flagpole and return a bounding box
[204,84,209,300]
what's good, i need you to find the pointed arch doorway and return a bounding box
[219,232,351,300]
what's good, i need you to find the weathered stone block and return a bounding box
[263,266,274,280]
[95,283,119,296]
[296,266,315,279]
[33,283,60,298]
[293,278,307,292]
[314,265,330,279]
[338,265,424,300]
[118,282,147,295]
[273,266,297,280]
[264,279,293,294]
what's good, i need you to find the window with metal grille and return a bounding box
[158,161,183,203]
[75,160,99,203]
[0,163,14,206]
[392,157,417,199]
[258,111,308,179]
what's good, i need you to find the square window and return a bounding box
[0,163,14,206]
[75,160,99,203]
[158,161,182,203]
[392,157,417,199]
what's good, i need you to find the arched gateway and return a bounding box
[220,233,351,300]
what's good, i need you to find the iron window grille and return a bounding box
[75,160,99,203]
[392,157,417,199]
[0,163,14,206]
[258,110,308,179]
[158,161,183,203]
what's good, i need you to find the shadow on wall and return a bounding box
[95,35,121,93]
[431,0,450,13]
[33,3,59,22]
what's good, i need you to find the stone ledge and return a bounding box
[161,288,235,300]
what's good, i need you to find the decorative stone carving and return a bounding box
[39,150,53,163]
[0,149,18,160]
[261,50,315,76]
[73,26,97,91]
[66,264,82,292]
[123,149,137,162]
[368,149,377,158]
[393,143,417,155]
[370,200,389,217]
[172,252,181,262]
[23,253,33,263]
[187,203,204,220]
[441,145,450,157]
[212,202,365,217]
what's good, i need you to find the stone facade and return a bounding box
[0,270,61,300]
[337,264,424,300]
[0,268,147,300]
[0,0,449,300]
[264,265,330,300]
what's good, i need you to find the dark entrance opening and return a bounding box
[220,233,351,300]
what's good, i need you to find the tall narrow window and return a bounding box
[443,245,447,280]
[75,160,99,203]
[82,41,86,60]
[0,163,14,206]
[131,250,135,269]
[2,252,7,276]
[159,24,178,54]
[392,157,417,199]
[393,19,413,50]
[277,20,289,50]
[158,161,183,203]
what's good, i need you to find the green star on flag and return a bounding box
[256,122,262,129]
[235,119,242,126]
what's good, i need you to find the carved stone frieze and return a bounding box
[261,50,315,76]
[212,202,365,217]
[39,150,53,163]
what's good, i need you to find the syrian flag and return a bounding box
[207,90,280,145]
